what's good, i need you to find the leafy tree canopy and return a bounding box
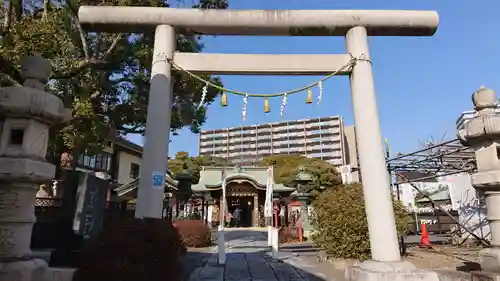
[168,151,228,184]
[260,154,342,195]
[1,0,227,158]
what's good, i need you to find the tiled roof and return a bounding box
[191,165,295,192]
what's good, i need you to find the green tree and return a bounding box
[260,155,341,196]
[311,183,410,260]
[168,151,228,184]
[0,0,228,164]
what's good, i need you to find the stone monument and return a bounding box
[0,55,71,281]
[458,86,500,273]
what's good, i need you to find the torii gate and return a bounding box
[78,7,438,267]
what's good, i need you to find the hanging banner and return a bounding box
[220,168,228,227]
[264,166,274,219]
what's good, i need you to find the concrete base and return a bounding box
[303,229,312,238]
[0,259,47,281]
[345,260,439,281]
[433,269,473,281]
[43,267,76,281]
[471,270,500,281]
[480,248,500,272]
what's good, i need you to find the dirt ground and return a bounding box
[404,246,482,271]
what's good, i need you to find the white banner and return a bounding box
[264,166,274,218]
[220,168,228,228]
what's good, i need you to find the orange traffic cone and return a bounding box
[419,223,432,248]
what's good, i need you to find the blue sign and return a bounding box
[152,172,164,189]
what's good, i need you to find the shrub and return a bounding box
[279,226,301,244]
[174,219,212,248]
[73,218,185,281]
[311,183,409,261]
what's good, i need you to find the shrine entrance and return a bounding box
[227,197,253,227]
[226,182,260,228]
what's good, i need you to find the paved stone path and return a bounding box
[189,228,334,281]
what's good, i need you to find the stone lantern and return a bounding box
[175,164,194,216]
[293,166,313,237]
[0,55,71,281]
[458,86,500,272]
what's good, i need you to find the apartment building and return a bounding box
[198,116,358,169]
[456,107,500,130]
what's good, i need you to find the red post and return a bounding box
[297,222,303,242]
[273,203,279,228]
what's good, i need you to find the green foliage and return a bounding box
[1,0,228,158]
[168,151,228,184]
[73,218,186,281]
[260,155,341,195]
[311,183,410,261]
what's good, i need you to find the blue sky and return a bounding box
[127,0,500,158]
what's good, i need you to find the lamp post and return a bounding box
[293,166,314,238]
[175,164,194,217]
[164,192,173,220]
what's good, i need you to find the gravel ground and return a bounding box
[279,242,485,280]
[279,242,347,281]
[404,246,482,271]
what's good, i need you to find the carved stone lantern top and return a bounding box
[473,86,498,113]
[20,54,52,87]
[294,166,313,184]
[458,86,500,190]
[458,86,500,146]
[0,54,72,123]
[293,166,313,196]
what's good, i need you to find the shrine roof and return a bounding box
[191,165,295,192]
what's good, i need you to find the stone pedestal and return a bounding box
[480,248,500,272]
[345,260,439,281]
[0,259,48,281]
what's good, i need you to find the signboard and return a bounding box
[152,172,164,190]
[72,173,108,241]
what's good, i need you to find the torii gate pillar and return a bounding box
[134,24,176,219]
[79,7,440,281]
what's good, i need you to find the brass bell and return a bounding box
[221,92,228,106]
[264,98,271,113]
[306,88,313,104]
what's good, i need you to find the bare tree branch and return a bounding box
[51,58,107,79]
[2,0,12,36]
[42,0,49,20]
[65,0,89,60]
[103,34,123,60]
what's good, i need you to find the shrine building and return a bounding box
[192,165,295,227]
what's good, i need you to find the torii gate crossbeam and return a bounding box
[78,6,439,273]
